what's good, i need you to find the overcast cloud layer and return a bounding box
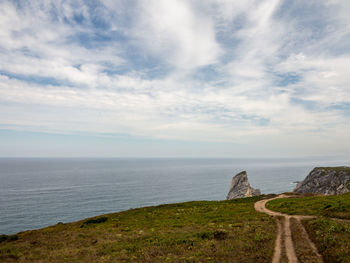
[1,0,350,156]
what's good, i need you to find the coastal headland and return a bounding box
[0,167,349,262]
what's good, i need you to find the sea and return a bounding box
[0,157,348,234]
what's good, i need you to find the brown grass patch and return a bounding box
[290,218,322,263]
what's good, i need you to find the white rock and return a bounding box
[226,171,261,200]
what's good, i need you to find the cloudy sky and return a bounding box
[0,0,350,157]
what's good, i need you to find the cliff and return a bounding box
[294,166,350,195]
[226,171,261,200]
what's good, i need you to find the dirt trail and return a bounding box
[254,195,323,263]
[272,218,282,263]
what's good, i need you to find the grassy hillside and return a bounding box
[266,192,350,219]
[267,193,350,263]
[303,218,350,263]
[0,196,275,263]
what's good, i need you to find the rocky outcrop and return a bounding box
[294,167,350,195]
[226,171,261,200]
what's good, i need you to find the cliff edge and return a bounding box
[294,166,350,195]
[226,171,261,200]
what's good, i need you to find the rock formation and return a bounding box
[294,167,350,195]
[226,171,261,200]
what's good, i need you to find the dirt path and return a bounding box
[254,195,323,263]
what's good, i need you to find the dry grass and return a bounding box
[290,218,322,263]
[278,217,289,263]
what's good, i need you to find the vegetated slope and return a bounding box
[267,193,350,263]
[266,192,350,219]
[304,218,350,263]
[0,196,275,263]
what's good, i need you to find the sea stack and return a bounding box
[226,171,261,200]
[294,167,350,195]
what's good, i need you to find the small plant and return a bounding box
[0,234,18,243]
[213,230,227,240]
[196,231,211,240]
[254,231,268,242]
[80,217,108,227]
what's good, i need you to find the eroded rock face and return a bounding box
[226,171,261,200]
[294,167,350,195]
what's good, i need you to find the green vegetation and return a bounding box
[303,219,350,263]
[80,216,108,227]
[267,193,350,262]
[0,235,18,244]
[314,166,350,173]
[266,192,350,219]
[2,192,347,262]
[290,218,321,262]
[0,196,275,263]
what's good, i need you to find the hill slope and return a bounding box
[2,193,349,262]
[0,196,276,263]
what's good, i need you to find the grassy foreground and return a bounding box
[0,196,275,263]
[267,193,350,263]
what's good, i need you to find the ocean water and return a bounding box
[0,157,348,234]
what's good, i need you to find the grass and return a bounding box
[0,196,276,263]
[267,193,350,262]
[266,192,350,219]
[0,235,18,244]
[313,166,350,174]
[277,217,289,263]
[302,219,350,263]
[80,216,108,227]
[290,218,321,262]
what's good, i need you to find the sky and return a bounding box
[0,0,350,158]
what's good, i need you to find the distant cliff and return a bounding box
[226,171,261,200]
[294,167,350,195]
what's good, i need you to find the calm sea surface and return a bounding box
[0,157,348,234]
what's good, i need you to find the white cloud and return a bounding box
[277,53,350,105]
[0,0,350,156]
[0,0,124,87]
[133,0,222,69]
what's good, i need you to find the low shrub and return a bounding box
[80,217,108,227]
[0,234,18,243]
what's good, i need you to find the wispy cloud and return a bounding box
[0,0,349,156]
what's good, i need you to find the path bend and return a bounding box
[254,195,323,263]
